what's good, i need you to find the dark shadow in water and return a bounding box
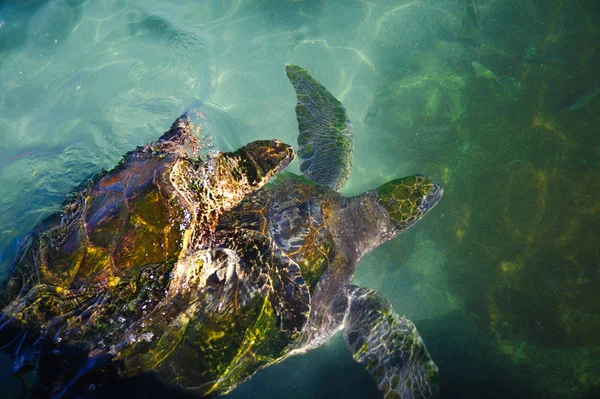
[417,312,540,399]
[64,372,200,399]
[0,315,199,399]
[418,311,599,399]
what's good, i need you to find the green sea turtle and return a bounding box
[0,64,442,399]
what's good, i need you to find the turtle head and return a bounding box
[232,139,295,187]
[376,174,443,232]
[193,140,294,215]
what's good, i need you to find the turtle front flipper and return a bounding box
[342,285,439,399]
[285,64,353,191]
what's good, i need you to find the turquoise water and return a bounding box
[1,0,599,398]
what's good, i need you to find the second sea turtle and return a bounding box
[193,64,444,398]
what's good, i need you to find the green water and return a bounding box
[0,0,598,398]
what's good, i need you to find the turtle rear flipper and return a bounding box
[343,285,439,399]
[285,64,353,191]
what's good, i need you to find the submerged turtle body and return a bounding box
[205,162,442,397]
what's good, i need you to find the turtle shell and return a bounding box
[43,151,191,289]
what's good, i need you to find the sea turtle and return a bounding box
[0,64,443,399]
[186,65,443,398]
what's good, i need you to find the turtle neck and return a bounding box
[327,190,399,274]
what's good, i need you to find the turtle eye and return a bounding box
[418,194,435,211]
